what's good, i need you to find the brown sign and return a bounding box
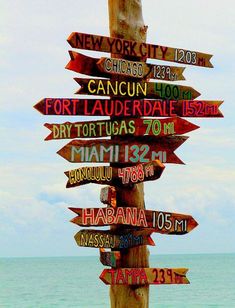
[69,207,198,235]
[100,186,116,207]
[57,136,188,165]
[75,78,200,100]
[99,268,189,285]
[67,32,213,67]
[34,98,223,118]
[65,160,165,188]
[44,117,199,140]
[74,229,155,249]
[99,248,121,267]
[97,57,185,81]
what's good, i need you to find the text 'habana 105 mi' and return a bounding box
[69,207,198,235]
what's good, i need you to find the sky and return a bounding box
[0,0,234,257]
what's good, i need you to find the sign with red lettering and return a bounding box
[34,98,223,118]
[66,51,185,81]
[67,32,213,67]
[65,160,165,188]
[75,78,200,100]
[57,136,188,165]
[74,229,155,249]
[100,186,116,207]
[69,207,198,235]
[99,248,121,268]
[99,268,189,285]
[44,117,198,140]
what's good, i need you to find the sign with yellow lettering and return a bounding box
[74,229,155,249]
[44,117,198,140]
[75,78,200,100]
[65,160,165,188]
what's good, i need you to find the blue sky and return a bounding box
[0,0,234,257]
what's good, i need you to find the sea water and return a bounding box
[0,254,234,307]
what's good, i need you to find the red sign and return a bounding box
[100,268,189,285]
[34,98,223,118]
[69,207,198,235]
[44,117,199,140]
[65,51,110,78]
[67,32,213,67]
[75,78,200,100]
[57,136,188,165]
[65,160,165,188]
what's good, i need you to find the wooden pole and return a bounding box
[108,1,149,307]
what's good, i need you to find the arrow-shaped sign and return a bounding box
[75,78,200,100]
[69,207,198,235]
[74,229,155,249]
[67,32,213,67]
[65,50,185,81]
[97,57,185,81]
[100,186,116,207]
[65,160,165,188]
[99,248,121,268]
[99,268,189,285]
[34,98,223,118]
[44,117,199,140]
[57,136,188,165]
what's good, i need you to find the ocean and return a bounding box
[0,254,234,307]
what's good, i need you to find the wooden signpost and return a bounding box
[34,0,223,306]
[34,98,223,118]
[99,249,121,267]
[57,136,188,164]
[44,117,198,140]
[66,50,185,81]
[75,78,200,100]
[99,268,189,285]
[69,207,198,235]
[67,31,213,67]
[74,229,155,249]
[65,160,165,188]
